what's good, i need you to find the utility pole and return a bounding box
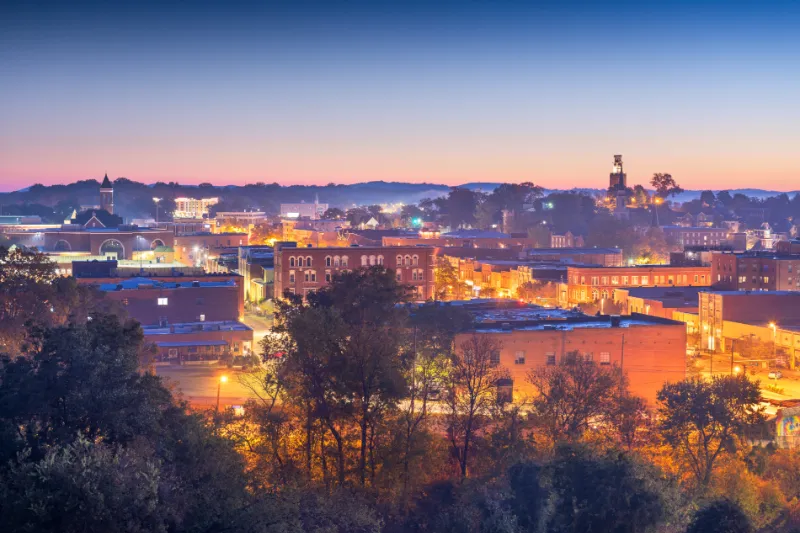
[619,333,625,394]
[730,339,734,375]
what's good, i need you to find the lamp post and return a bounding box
[769,322,777,359]
[216,374,228,416]
[152,198,161,225]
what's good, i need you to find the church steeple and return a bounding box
[100,173,114,214]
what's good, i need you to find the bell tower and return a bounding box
[609,154,626,190]
[100,173,114,214]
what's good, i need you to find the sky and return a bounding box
[1,0,800,192]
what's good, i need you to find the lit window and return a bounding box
[396,269,402,281]
[157,297,168,306]
[514,351,525,365]
[199,314,205,322]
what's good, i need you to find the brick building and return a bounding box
[5,226,174,260]
[699,292,800,357]
[711,251,800,292]
[448,302,686,404]
[174,232,248,266]
[525,247,623,267]
[143,321,254,362]
[273,242,436,300]
[99,277,244,326]
[560,264,712,305]
[662,226,732,248]
[615,286,702,319]
[382,229,539,250]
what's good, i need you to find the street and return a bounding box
[155,365,261,409]
[692,352,800,400]
[242,312,273,351]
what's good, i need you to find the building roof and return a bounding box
[100,174,113,189]
[527,247,621,255]
[142,320,252,335]
[154,340,229,347]
[442,229,511,238]
[621,286,703,308]
[99,277,237,291]
[71,209,123,228]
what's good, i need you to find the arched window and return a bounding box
[601,290,609,299]
[412,254,419,266]
[298,257,304,267]
[396,255,402,265]
[361,255,368,266]
[369,255,376,266]
[306,256,313,267]
[334,256,341,267]
[377,255,384,265]
[591,289,599,300]
[342,255,349,267]
[404,255,411,266]
[289,257,296,267]
[326,256,332,267]
[54,239,72,252]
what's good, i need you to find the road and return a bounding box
[155,365,261,409]
[693,352,800,399]
[242,312,273,350]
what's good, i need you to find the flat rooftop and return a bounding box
[142,320,252,336]
[99,277,237,291]
[527,247,621,255]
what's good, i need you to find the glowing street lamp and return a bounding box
[216,374,228,415]
[152,197,161,225]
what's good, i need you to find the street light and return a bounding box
[216,374,228,416]
[153,198,161,225]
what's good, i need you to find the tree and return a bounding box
[250,222,282,245]
[717,190,733,207]
[700,190,717,206]
[686,499,752,533]
[537,445,667,533]
[516,281,557,304]
[651,173,684,199]
[445,187,483,228]
[264,267,411,488]
[323,207,345,220]
[444,334,505,479]
[527,356,631,444]
[657,375,764,487]
[633,184,651,206]
[434,256,468,300]
[475,182,544,229]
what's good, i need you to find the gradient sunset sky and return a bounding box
[2,0,799,192]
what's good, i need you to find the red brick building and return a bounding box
[561,264,711,305]
[99,277,244,326]
[711,251,800,292]
[174,232,249,265]
[274,242,435,300]
[450,303,686,404]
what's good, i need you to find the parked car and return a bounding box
[769,370,783,380]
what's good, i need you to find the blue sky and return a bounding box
[2,0,800,191]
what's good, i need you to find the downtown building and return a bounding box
[98,277,252,363]
[559,264,712,306]
[711,250,800,292]
[445,301,686,404]
[273,242,435,300]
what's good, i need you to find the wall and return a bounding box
[455,321,686,404]
[104,284,243,325]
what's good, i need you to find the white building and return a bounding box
[280,202,328,220]
[174,197,219,219]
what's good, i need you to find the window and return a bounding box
[600,352,611,365]
[326,256,332,267]
[641,276,649,285]
[157,297,168,306]
[546,353,556,366]
[396,269,402,281]
[369,255,376,266]
[411,270,418,281]
[611,276,619,285]
[306,256,312,267]
[289,271,296,283]
[289,257,295,267]
[310,272,317,282]
[377,255,384,265]
[396,255,402,265]
[325,271,332,282]
[591,276,599,285]
[304,271,310,282]
[490,350,501,366]
[622,276,628,284]
[405,255,411,266]
[361,255,368,266]
[412,255,419,266]
[632,276,639,285]
[334,256,341,267]
[496,378,513,404]
[199,314,205,322]
[584,352,593,362]
[298,257,304,267]
[514,351,525,364]
[342,256,349,267]
[694,275,699,282]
